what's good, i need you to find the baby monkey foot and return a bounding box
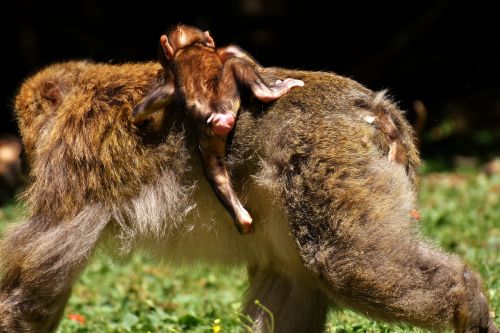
[207,113,235,136]
[254,78,305,103]
[234,206,254,235]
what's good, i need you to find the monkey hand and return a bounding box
[207,113,235,136]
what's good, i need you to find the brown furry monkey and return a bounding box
[132,25,304,234]
[0,61,498,333]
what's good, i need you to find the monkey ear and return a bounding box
[160,35,175,60]
[203,31,215,48]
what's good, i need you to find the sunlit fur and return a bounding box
[0,61,497,333]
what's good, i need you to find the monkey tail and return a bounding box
[0,205,109,331]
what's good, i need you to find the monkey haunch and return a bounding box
[0,61,497,333]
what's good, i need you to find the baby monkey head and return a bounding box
[161,24,215,60]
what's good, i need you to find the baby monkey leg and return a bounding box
[198,130,253,234]
[208,47,304,135]
[132,81,175,123]
[217,49,304,103]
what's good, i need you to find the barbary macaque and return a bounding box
[132,24,304,234]
[0,60,498,333]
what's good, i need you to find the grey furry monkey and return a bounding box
[0,61,497,333]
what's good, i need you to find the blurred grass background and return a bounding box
[1,164,498,332]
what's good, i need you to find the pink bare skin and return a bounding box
[236,205,253,234]
[253,78,305,103]
[207,113,236,136]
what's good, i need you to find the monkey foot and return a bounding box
[237,221,254,235]
[255,78,305,103]
[234,209,254,235]
[208,113,235,136]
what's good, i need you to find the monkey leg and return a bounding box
[281,133,498,332]
[198,132,253,234]
[132,81,175,123]
[221,57,304,103]
[306,214,498,332]
[217,44,262,68]
[209,62,241,136]
[0,206,109,332]
[243,265,329,333]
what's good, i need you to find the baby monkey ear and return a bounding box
[160,35,175,60]
[203,31,215,48]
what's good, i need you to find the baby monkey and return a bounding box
[132,25,304,234]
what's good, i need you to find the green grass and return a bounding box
[0,169,498,332]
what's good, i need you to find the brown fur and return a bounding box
[0,61,497,333]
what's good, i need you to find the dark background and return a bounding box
[1,0,499,163]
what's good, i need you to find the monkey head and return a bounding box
[161,24,215,61]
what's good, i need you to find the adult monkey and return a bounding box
[0,61,497,333]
